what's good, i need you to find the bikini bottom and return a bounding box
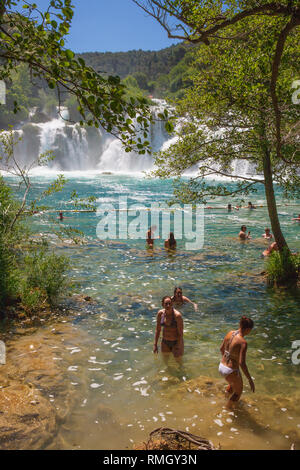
[219,362,239,378]
[162,338,178,350]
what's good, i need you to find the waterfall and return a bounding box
[1,100,259,177]
[5,100,172,174]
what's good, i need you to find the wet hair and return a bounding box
[173,286,182,296]
[228,204,232,209]
[239,316,254,330]
[241,225,246,231]
[162,295,172,306]
[248,202,252,205]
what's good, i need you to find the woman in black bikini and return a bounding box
[153,296,184,362]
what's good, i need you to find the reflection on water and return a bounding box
[3,175,300,449]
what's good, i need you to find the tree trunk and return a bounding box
[262,148,287,251]
[263,148,297,283]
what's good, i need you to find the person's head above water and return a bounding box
[239,316,254,335]
[265,227,270,233]
[162,296,173,309]
[241,225,247,232]
[173,287,183,298]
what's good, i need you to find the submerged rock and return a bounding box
[0,384,56,450]
[0,320,89,449]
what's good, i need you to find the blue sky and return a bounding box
[34,0,179,52]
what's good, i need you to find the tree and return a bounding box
[0,0,154,153]
[133,1,300,160]
[149,17,300,281]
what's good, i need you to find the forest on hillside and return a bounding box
[0,43,194,129]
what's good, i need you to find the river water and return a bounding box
[3,173,300,450]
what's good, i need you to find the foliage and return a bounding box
[133,1,300,45]
[151,18,299,195]
[21,246,70,308]
[0,131,92,313]
[266,248,300,285]
[0,0,157,153]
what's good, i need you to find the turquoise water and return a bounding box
[4,174,300,449]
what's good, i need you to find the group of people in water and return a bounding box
[153,287,254,408]
[146,202,299,252]
[238,225,279,256]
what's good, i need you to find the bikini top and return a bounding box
[224,330,240,362]
[161,309,177,329]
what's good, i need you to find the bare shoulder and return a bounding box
[238,336,247,345]
[174,309,182,319]
[225,330,234,340]
[157,309,164,318]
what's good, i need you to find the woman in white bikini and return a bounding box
[219,316,255,407]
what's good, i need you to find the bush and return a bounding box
[266,247,299,285]
[21,249,70,308]
[0,176,71,313]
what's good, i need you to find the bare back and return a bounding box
[221,330,247,369]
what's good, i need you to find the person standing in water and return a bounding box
[238,225,251,240]
[172,286,198,312]
[153,296,184,362]
[165,232,176,250]
[146,227,154,248]
[219,316,255,407]
[262,227,273,239]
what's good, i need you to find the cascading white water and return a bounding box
[6,100,172,173]
[2,100,259,177]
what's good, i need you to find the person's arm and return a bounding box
[153,311,162,353]
[239,342,255,392]
[176,313,184,350]
[220,337,226,356]
[182,296,198,311]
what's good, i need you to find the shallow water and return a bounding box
[3,174,300,449]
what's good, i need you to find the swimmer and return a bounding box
[219,316,255,408]
[292,214,300,221]
[238,225,251,240]
[262,228,273,239]
[58,211,64,221]
[246,202,256,209]
[262,242,278,257]
[228,203,239,212]
[153,296,184,362]
[172,286,198,312]
[165,232,176,250]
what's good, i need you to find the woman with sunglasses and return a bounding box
[153,296,184,362]
[172,287,198,312]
